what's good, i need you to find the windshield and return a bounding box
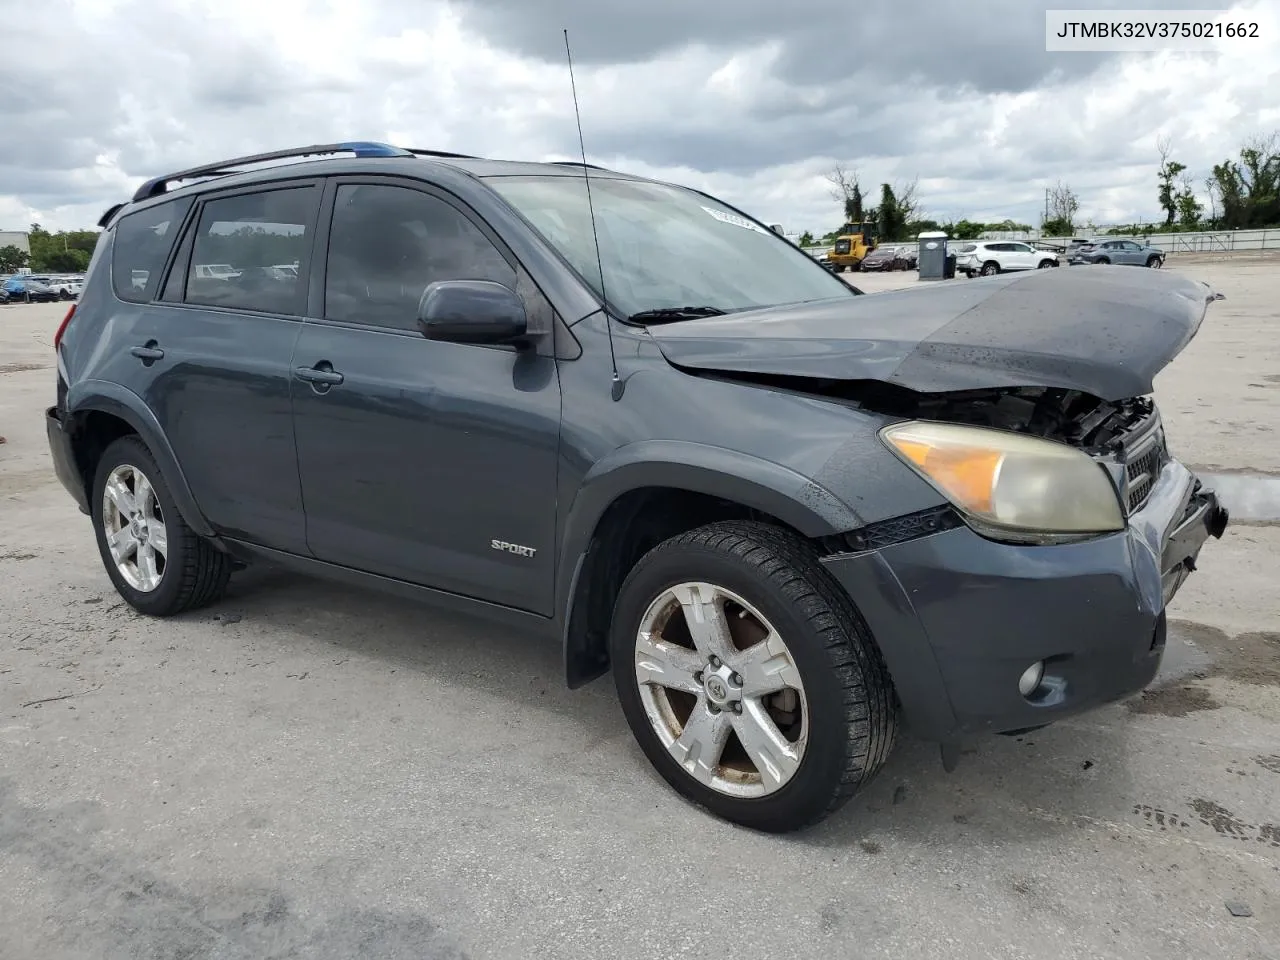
[486,174,853,318]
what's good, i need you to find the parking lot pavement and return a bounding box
[1,262,1277,960]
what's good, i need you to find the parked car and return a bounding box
[3,275,61,302]
[47,141,1228,832]
[1069,239,1164,268]
[954,240,1059,277]
[47,276,84,300]
[859,245,910,272]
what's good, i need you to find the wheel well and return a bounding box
[563,487,798,687]
[71,411,137,499]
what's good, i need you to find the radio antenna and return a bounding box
[564,28,623,400]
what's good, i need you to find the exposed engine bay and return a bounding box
[843,381,1157,455]
[699,370,1158,455]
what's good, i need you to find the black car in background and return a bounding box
[859,245,915,272]
[2,276,62,303]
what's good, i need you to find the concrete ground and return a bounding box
[1,259,1277,960]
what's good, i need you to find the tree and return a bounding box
[1208,132,1280,229]
[825,164,865,223]
[876,183,903,241]
[1156,136,1188,227]
[0,245,29,272]
[43,248,91,272]
[1174,173,1203,229]
[893,177,921,226]
[1042,180,1080,236]
[798,231,815,246]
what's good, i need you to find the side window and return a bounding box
[111,197,192,303]
[324,183,516,330]
[183,187,317,315]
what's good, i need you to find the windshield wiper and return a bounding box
[627,305,727,324]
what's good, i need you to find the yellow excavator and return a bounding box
[823,221,878,272]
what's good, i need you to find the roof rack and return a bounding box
[405,148,481,160]
[130,141,413,202]
[551,160,610,172]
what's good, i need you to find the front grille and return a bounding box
[1119,419,1167,515]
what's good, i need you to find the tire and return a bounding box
[980,261,1000,276]
[1146,256,1162,268]
[1037,259,1057,269]
[1096,257,1110,265]
[91,435,232,616]
[610,520,898,833]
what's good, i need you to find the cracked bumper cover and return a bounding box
[820,459,1228,741]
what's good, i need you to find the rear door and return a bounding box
[101,183,320,553]
[289,178,562,614]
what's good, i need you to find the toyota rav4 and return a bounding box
[46,142,1227,832]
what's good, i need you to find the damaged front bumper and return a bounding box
[819,459,1228,742]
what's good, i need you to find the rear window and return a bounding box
[111,197,192,303]
[182,187,317,316]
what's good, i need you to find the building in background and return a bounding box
[0,230,31,254]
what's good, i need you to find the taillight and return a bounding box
[53,303,75,351]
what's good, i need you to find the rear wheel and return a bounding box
[980,261,1000,276]
[1096,256,1110,265]
[92,436,232,616]
[611,521,898,832]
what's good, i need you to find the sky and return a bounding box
[1,0,1278,236]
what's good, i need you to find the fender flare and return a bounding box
[555,440,864,682]
[66,379,216,538]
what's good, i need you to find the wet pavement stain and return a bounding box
[1198,471,1280,522]
[1188,798,1280,847]
[1129,684,1220,717]
[1254,755,1280,775]
[1133,803,1190,830]
[1128,622,1279,716]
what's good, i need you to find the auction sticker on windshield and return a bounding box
[701,206,768,233]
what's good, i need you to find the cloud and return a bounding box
[0,0,1277,236]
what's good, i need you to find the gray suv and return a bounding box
[46,142,1228,832]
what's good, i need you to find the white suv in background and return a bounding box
[954,241,1059,277]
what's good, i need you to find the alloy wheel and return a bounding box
[101,463,168,592]
[633,581,808,798]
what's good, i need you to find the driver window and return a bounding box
[324,183,516,331]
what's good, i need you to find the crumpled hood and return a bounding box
[648,266,1220,401]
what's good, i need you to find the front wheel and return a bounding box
[1146,256,1163,268]
[611,521,898,832]
[92,435,232,616]
[1037,259,1057,269]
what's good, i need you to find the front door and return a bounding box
[290,180,561,615]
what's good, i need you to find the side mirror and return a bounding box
[417,280,529,346]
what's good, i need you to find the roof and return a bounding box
[105,141,652,227]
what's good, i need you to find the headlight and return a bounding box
[880,420,1124,541]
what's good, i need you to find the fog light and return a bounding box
[1018,661,1045,697]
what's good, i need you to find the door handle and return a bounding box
[294,363,344,386]
[130,342,164,362]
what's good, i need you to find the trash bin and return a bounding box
[917,231,949,280]
[943,253,956,279]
